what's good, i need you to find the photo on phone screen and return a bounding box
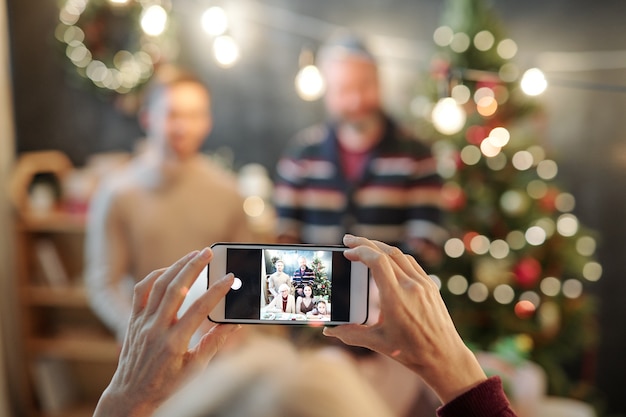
[208,244,368,325]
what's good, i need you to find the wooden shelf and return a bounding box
[18,211,86,233]
[42,404,97,417]
[28,336,119,362]
[24,286,90,308]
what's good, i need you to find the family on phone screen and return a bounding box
[264,254,330,320]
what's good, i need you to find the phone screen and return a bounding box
[222,247,352,323]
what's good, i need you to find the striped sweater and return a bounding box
[274,116,447,257]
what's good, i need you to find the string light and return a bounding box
[540,277,561,296]
[213,35,240,68]
[444,238,465,258]
[556,213,579,236]
[562,279,583,299]
[521,68,548,96]
[432,97,467,135]
[295,48,324,101]
[473,30,495,51]
[447,275,469,295]
[576,236,597,256]
[56,0,170,94]
[493,284,515,304]
[140,5,168,36]
[202,6,229,36]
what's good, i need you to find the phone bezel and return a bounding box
[206,242,369,325]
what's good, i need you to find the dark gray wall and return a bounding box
[7,0,626,415]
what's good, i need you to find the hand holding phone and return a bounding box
[207,243,369,325]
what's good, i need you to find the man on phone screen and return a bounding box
[292,255,315,299]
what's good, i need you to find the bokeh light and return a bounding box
[451,84,471,104]
[480,138,501,157]
[460,145,481,166]
[295,65,325,101]
[506,230,526,250]
[520,290,541,308]
[582,262,602,282]
[202,6,228,36]
[514,300,535,318]
[470,234,490,255]
[444,238,465,258]
[213,35,240,67]
[555,192,576,212]
[527,180,548,199]
[476,96,498,116]
[474,30,495,51]
[433,26,454,46]
[474,87,494,103]
[512,150,534,170]
[540,277,561,296]
[576,236,597,256]
[521,68,548,96]
[141,5,168,36]
[485,152,507,170]
[534,218,555,238]
[450,32,471,53]
[430,275,442,289]
[557,213,579,236]
[497,38,518,59]
[499,63,519,82]
[432,97,466,135]
[489,239,510,259]
[537,159,558,180]
[447,275,469,295]
[562,279,583,299]
[525,226,547,246]
[487,127,510,147]
[501,190,529,216]
[527,145,546,163]
[494,284,515,304]
[468,282,489,302]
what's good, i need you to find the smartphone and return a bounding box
[206,243,369,325]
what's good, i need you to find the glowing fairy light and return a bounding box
[521,68,548,96]
[141,5,168,36]
[432,97,467,135]
[295,65,325,101]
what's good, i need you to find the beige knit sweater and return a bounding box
[85,151,252,341]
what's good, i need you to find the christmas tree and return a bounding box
[417,0,602,403]
[310,257,331,300]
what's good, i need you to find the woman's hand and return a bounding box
[94,248,240,417]
[324,235,487,404]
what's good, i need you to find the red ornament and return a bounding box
[539,188,559,212]
[463,231,479,252]
[465,125,487,145]
[514,300,536,319]
[513,258,542,288]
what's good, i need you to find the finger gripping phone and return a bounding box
[207,243,369,325]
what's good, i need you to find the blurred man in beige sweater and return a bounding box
[85,68,252,343]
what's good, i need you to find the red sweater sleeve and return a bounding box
[437,376,518,417]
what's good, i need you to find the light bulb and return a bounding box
[432,97,466,135]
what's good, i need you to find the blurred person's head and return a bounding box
[316,300,328,315]
[154,336,394,417]
[298,256,308,268]
[275,260,285,272]
[278,283,290,298]
[140,66,212,161]
[317,33,382,136]
[303,285,313,297]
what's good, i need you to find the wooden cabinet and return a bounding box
[14,211,119,417]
